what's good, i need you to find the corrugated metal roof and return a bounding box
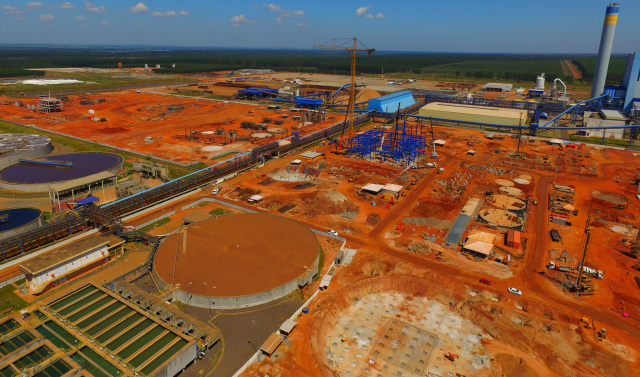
[467,230,496,244]
[599,109,627,120]
[20,234,123,275]
[260,333,283,355]
[279,319,297,334]
[382,184,403,192]
[463,241,493,256]
[49,171,115,192]
[362,183,383,193]
[420,102,527,120]
[300,151,322,159]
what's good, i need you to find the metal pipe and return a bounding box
[553,78,567,96]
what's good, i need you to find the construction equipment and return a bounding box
[314,38,375,151]
[612,203,626,209]
[580,317,591,329]
[532,198,538,205]
[436,251,444,259]
[598,328,606,340]
[576,225,593,293]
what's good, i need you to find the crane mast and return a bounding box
[313,38,375,151]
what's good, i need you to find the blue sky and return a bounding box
[0,1,638,53]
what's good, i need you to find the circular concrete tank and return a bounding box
[0,207,43,239]
[153,213,320,309]
[0,133,53,170]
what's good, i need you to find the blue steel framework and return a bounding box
[349,120,426,166]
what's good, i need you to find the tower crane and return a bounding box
[314,38,375,151]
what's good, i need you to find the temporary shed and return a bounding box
[505,229,521,248]
[290,159,302,165]
[248,195,264,203]
[549,138,564,146]
[300,151,323,161]
[434,139,447,147]
[462,240,492,258]
[366,90,416,113]
[482,83,513,92]
[260,333,284,356]
[362,183,383,194]
[381,183,403,201]
[419,103,528,126]
[279,319,297,335]
[467,150,477,156]
[467,230,496,244]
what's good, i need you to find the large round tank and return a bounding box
[0,152,124,192]
[153,213,320,309]
[0,133,53,170]
[535,73,545,90]
[0,208,43,239]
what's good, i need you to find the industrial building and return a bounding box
[133,160,169,180]
[366,90,416,113]
[481,83,513,92]
[20,233,124,294]
[49,171,118,211]
[580,109,627,139]
[604,51,640,111]
[418,103,527,126]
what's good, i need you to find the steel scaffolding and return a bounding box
[349,120,426,166]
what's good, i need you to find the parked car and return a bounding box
[212,187,220,195]
[508,287,522,296]
[328,230,339,236]
[479,278,491,285]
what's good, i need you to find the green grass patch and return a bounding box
[0,284,28,313]
[209,208,233,216]
[568,135,634,147]
[210,151,242,161]
[187,162,209,170]
[138,217,171,232]
[209,348,222,367]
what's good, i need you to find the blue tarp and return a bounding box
[76,195,99,205]
[294,97,323,106]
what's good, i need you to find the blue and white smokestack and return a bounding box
[591,3,620,98]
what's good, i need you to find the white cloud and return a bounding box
[3,5,23,15]
[296,22,307,27]
[357,5,384,20]
[152,10,189,17]
[356,5,369,16]
[100,20,109,26]
[39,14,55,22]
[74,16,85,20]
[275,17,282,25]
[84,1,107,13]
[129,3,148,13]
[265,3,303,18]
[230,14,254,27]
[210,22,215,26]
[26,2,43,10]
[59,2,74,10]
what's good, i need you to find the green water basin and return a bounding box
[77,302,125,330]
[94,313,142,344]
[86,307,133,337]
[116,326,164,360]
[105,319,153,351]
[49,285,97,311]
[79,347,123,377]
[67,296,114,323]
[57,291,105,317]
[140,339,187,376]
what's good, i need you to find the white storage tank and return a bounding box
[535,73,545,90]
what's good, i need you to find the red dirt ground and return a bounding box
[0,91,338,164]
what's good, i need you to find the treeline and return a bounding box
[0,46,597,83]
[0,68,45,78]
